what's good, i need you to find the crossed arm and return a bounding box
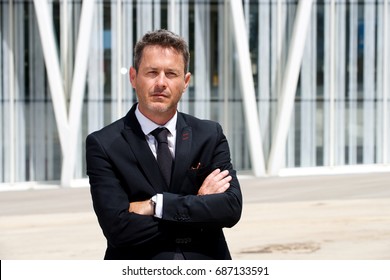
[129,168,232,215]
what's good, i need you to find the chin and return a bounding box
[148,102,171,113]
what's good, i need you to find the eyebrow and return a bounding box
[143,67,181,73]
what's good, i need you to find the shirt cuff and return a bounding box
[152,193,163,218]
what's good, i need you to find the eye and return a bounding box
[166,72,178,78]
[146,70,158,77]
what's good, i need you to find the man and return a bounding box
[86,29,242,260]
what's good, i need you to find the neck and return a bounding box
[138,106,176,126]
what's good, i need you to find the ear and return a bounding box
[183,72,191,91]
[129,67,137,89]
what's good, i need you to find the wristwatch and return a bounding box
[150,195,157,215]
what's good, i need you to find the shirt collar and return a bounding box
[135,104,177,136]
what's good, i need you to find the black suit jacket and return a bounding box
[86,103,242,260]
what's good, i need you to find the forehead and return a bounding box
[140,46,185,68]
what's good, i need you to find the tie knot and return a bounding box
[151,127,169,144]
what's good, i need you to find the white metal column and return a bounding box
[384,0,389,164]
[329,0,336,167]
[9,0,15,184]
[363,0,376,164]
[229,0,265,176]
[116,0,123,119]
[34,0,95,187]
[61,0,96,187]
[168,0,177,32]
[267,0,314,175]
[33,0,69,155]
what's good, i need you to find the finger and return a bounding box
[210,170,229,185]
[217,169,229,177]
[198,169,230,195]
[216,176,232,192]
[217,182,230,193]
[202,168,221,185]
[222,174,232,183]
[199,174,232,195]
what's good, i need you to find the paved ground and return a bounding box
[1,172,390,260]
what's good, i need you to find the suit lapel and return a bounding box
[121,105,166,193]
[170,113,192,194]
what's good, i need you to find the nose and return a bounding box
[156,72,168,89]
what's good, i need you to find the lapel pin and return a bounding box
[182,132,189,140]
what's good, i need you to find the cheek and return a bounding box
[170,80,186,92]
[173,89,184,101]
[135,79,153,92]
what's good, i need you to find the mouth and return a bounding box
[151,92,168,99]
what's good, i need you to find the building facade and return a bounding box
[1,0,389,189]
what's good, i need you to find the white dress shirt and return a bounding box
[135,105,177,218]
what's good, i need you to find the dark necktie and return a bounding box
[151,127,173,187]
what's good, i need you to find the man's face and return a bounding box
[130,45,191,124]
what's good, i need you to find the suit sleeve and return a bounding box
[86,133,161,248]
[162,123,243,229]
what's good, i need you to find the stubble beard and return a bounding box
[147,101,172,114]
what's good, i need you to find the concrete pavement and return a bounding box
[1,172,390,259]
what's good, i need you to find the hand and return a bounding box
[129,199,154,216]
[197,169,232,196]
